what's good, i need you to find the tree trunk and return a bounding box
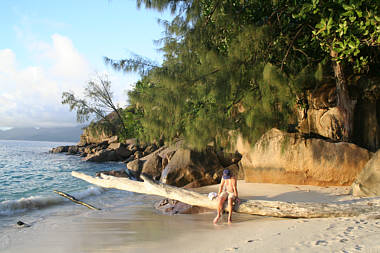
[331,50,357,141]
[72,172,380,218]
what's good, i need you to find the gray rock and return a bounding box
[155,198,209,215]
[352,150,380,197]
[126,159,144,178]
[141,153,163,180]
[67,145,79,155]
[160,148,223,187]
[83,149,120,162]
[50,146,70,153]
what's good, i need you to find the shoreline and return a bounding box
[2,181,379,253]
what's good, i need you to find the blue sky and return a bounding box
[0,0,171,129]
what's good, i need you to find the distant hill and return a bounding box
[0,126,84,142]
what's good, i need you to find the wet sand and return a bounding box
[1,181,380,253]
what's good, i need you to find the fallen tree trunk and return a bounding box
[54,190,101,210]
[72,171,380,218]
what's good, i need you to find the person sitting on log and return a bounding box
[213,169,240,224]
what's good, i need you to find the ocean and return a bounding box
[0,139,131,227]
[0,140,255,253]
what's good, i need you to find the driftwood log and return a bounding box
[54,190,101,210]
[72,171,380,218]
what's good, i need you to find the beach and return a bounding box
[2,181,379,253]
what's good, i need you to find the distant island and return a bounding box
[0,126,84,142]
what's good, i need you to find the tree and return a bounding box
[293,0,380,141]
[62,75,127,136]
[108,0,380,149]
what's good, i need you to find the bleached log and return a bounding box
[54,190,101,210]
[72,171,380,218]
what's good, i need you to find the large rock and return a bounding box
[126,146,166,178]
[160,148,223,187]
[297,83,346,141]
[237,128,372,186]
[126,159,144,178]
[50,145,70,153]
[107,143,132,159]
[141,153,163,180]
[154,198,209,215]
[67,145,79,155]
[352,150,380,197]
[83,149,120,162]
[78,127,115,145]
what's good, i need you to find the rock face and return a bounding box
[83,149,120,162]
[297,82,380,151]
[353,100,380,152]
[297,83,347,141]
[352,150,380,197]
[160,148,224,187]
[50,145,70,153]
[79,127,115,145]
[141,153,162,180]
[237,128,372,186]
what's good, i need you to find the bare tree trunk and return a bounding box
[72,172,380,218]
[331,50,357,141]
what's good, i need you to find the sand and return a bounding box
[1,181,379,253]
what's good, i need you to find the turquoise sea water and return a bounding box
[0,140,126,218]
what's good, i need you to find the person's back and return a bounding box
[224,177,237,194]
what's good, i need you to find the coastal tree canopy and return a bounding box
[107,0,380,149]
[62,75,128,137]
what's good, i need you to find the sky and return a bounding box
[0,0,171,129]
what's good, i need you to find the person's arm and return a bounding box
[233,178,238,198]
[233,178,240,203]
[218,178,225,196]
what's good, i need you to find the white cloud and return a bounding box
[0,33,136,128]
[0,35,92,128]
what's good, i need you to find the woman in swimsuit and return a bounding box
[213,169,240,224]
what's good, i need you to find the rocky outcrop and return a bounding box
[52,136,242,188]
[297,83,347,141]
[50,145,70,153]
[83,149,121,162]
[78,127,115,146]
[125,146,166,179]
[297,82,380,151]
[160,148,224,187]
[154,198,210,215]
[237,128,372,186]
[352,150,380,197]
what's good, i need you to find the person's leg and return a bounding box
[227,197,233,224]
[213,195,226,224]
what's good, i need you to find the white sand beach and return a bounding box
[1,181,379,253]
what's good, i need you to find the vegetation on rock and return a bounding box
[103,0,379,150]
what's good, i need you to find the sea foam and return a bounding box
[0,186,105,216]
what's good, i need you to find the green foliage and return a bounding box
[107,0,380,149]
[294,0,380,73]
[119,108,144,142]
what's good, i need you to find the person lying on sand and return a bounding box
[213,169,240,224]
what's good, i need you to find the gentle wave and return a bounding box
[0,186,105,216]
